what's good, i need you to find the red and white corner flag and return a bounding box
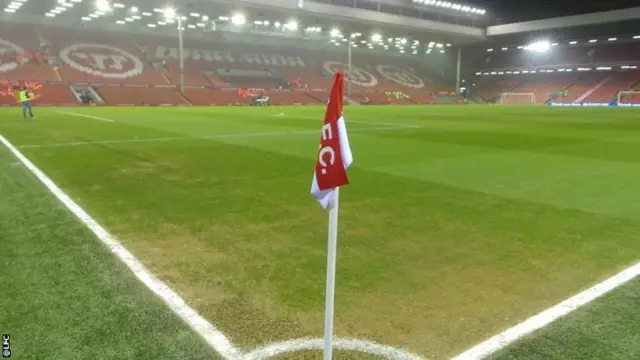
[311,71,353,209]
[311,71,353,360]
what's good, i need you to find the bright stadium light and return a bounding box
[96,0,110,12]
[164,7,176,20]
[231,13,246,25]
[371,33,382,42]
[524,40,551,53]
[330,28,340,37]
[130,6,138,13]
[284,20,297,30]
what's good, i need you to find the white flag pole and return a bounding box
[323,187,340,360]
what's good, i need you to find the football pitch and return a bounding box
[1,105,639,360]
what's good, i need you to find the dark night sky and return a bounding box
[480,0,639,22]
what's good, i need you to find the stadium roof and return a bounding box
[487,7,640,36]
[2,0,639,52]
[484,0,640,23]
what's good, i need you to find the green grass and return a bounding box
[1,105,639,359]
[491,278,640,360]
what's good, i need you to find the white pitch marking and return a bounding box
[452,262,640,360]
[275,113,421,129]
[57,111,115,122]
[0,134,242,360]
[18,126,416,149]
[245,338,426,360]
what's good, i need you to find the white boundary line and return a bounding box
[18,125,417,149]
[276,113,421,129]
[57,111,115,122]
[0,134,241,360]
[452,262,640,360]
[245,338,425,360]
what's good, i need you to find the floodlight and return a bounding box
[608,37,616,41]
[190,12,200,17]
[284,20,297,30]
[330,28,340,37]
[147,23,156,28]
[202,15,209,20]
[131,6,138,13]
[524,40,550,53]
[588,39,597,43]
[164,7,176,20]
[371,33,382,42]
[57,0,66,3]
[96,0,110,12]
[231,13,246,25]
[569,41,578,44]
[400,38,407,44]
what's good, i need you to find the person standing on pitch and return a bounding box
[18,85,36,120]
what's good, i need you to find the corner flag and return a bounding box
[310,71,353,209]
[310,71,353,360]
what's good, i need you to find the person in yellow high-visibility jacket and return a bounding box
[18,86,36,120]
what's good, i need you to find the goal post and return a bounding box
[499,92,536,105]
[617,91,640,105]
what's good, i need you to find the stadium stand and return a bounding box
[0,21,455,106]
